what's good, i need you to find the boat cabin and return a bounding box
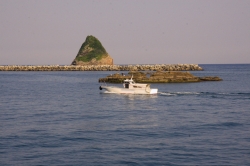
[123,79,134,88]
[123,78,147,89]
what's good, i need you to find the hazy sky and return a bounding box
[1,0,250,65]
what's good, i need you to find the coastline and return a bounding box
[0,64,203,71]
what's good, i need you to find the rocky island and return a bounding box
[99,71,222,83]
[71,35,113,65]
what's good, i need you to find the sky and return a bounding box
[0,0,250,65]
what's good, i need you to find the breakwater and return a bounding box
[0,64,203,71]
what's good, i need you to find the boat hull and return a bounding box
[100,86,158,94]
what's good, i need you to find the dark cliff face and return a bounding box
[71,35,113,65]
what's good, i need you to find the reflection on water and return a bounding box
[98,92,160,130]
[100,92,158,111]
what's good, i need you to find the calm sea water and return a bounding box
[0,64,250,165]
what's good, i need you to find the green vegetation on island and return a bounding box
[71,35,113,65]
[76,35,107,62]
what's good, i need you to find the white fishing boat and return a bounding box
[99,77,158,94]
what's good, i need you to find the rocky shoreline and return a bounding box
[99,71,222,83]
[0,64,203,71]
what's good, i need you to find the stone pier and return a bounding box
[0,64,203,71]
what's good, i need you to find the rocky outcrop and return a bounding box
[199,76,222,81]
[72,55,113,65]
[71,35,113,65]
[0,64,203,71]
[98,71,222,83]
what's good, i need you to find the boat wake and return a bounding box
[159,92,201,96]
[159,92,250,98]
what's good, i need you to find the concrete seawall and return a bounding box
[0,64,203,71]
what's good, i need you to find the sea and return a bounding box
[0,64,250,166]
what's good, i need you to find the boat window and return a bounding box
[133,85,142,88]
